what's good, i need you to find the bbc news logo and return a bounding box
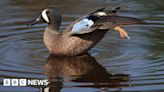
[3,79,48,86]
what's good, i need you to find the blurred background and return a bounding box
[0,0,163,92]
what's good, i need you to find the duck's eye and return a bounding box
[86,24,89,26]
[46,11,50,14]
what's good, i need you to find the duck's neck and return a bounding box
[44,24,60,52]
[47,23,60,32]
[44,22,61,49]
[47,13,62,32]
[47,15,62,32]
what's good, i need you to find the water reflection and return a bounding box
[44,54,129,92]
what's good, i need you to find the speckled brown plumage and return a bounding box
[44,25,108,56]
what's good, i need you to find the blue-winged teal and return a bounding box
[29,7,143,56]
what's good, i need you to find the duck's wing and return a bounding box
[66,7,144,39]
[87,7,143,28]
[87,7,106,15]
[75,7,106,22]
[64,7,106,33]
[94,15,144,29]
[88,7,144,39]
[106,7,121,15]
[87,7,121,16]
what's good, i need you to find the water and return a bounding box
[0,0,164,92]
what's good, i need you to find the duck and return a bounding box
[29,7,144,56]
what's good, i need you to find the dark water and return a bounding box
[0,0,164,92]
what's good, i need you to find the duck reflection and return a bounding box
[43,54,130,92]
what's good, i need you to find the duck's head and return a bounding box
[29,7,62,30]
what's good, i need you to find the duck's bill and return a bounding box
[114,26,130,40]
[27,14,44,26]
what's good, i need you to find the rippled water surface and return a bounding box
[0,0,164,92]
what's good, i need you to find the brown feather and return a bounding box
[94,15,144,29]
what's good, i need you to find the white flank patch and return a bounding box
[42,9,49,23]
[96,12,107,16]
[71,19,94,34]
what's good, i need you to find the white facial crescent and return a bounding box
[42,9,50,23]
